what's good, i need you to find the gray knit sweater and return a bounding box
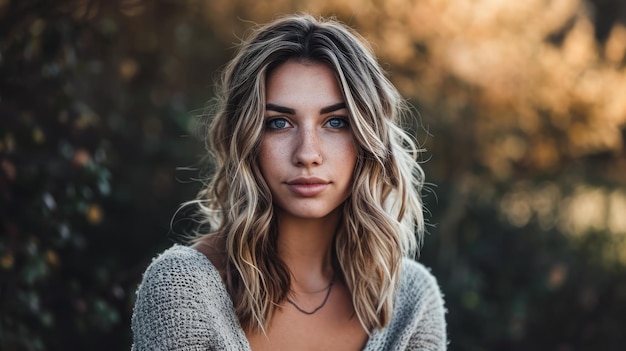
[131,245,447,350]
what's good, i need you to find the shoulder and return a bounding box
[142,244,215,276]
[398,258,441,297]
[136,245,221,296]
[133,244,227,310]
[366,258,447,350]
[131,245,244,350]
[143,244,208,271]
[384,258,448,350]
[395,258,446,318]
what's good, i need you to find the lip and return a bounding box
[286,177,330,197]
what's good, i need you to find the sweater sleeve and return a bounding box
[131,246,249,351]
[403,261,447,351]
[406,266,447,351]
[363,259,447,351]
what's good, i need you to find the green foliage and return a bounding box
[422,186,626,350]
[0,1,220,349]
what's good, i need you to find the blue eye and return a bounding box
[326,117,348,129]
[266,118,290,130]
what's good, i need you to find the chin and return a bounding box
[277,206,343,221]
[287,211,335,220]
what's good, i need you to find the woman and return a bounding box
[132,14,447,350]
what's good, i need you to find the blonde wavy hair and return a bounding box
[190,14,425,334]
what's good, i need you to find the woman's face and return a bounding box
[259,60,357,221]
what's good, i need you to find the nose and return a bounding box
[293,127,323,166]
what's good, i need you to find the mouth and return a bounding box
[286,177,329,197]
[286,177,329,186]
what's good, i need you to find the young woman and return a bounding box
[132,14,447,350]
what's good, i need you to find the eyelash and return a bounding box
[265,117,350,130]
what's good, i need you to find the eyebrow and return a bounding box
[266,104,295,114]
[320,102,347,114]
[265,102,347,115]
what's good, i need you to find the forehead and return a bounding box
[265,60,344,107]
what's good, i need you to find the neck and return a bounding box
[275,208,341,292]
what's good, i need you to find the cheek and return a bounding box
[340,137,358,164]
[258,139,283,178]
[333,138,358,177]
[258,147,272,179]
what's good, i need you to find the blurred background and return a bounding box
[1,0,626,350]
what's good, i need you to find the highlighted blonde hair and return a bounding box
[191,14,425,334]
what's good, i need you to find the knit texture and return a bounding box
[131,245,447,350]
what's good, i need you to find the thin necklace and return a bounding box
[286,275,335,315]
